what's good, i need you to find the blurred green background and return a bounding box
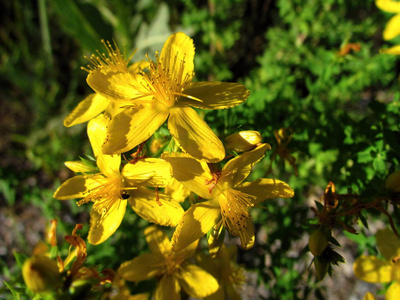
[1,0,400,299]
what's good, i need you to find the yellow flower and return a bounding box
[64,41,148,127]
[197,245,245,300]
[376,0,400,54]
[118,226,219,300]
[163,143,294,251]
[54,114,183,245]
[86,32,249,162]
[353,228,400,300]
[376,0,400,40]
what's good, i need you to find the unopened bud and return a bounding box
[22,255,60,293]
[314,256,328,281]
[385,170,400,192]
[150,138,164,154]
[225,131,262,152]
[308,229,328,256]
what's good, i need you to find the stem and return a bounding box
[38,0,53,65]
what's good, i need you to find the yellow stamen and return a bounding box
[228,264,246,287]
[78,175,125,221]
[82,40,133,73]
[219,189,255,237]
[164,255,179,276]
[137,51,194,108]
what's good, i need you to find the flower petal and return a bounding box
[221,143,271,188]
[155,275,181,300]
[178,264,219,298]
[88,199,127,245]
[88,114,121,177]
[380,45,400,55]
[376,0,400,14]
[174,239,199,262]
[235,178,294,204]
[53,175,103,200]
[161,152,213,200]
[363,292,375,300]
[118,253,164,282]
[160,32,195,86]
[64,93,110,127]
[172,199,221,252]
[168,107,225,162]
[384,14,400,40]
[129,188,184,227]
[196,253,219,278]
[376,228,400,262]
[239,218,255,250]
[181,82,249,110]
[128,60,150,73]
[103,104,169,155]
[386,281,400,300]
[122,158,172,188]
[144,225,172,257]
[204,288,225,300]
[165,178,192,202]
[87,70,144,102]
[353,255,396,283]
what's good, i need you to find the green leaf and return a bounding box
[13,252,27,268]
[51,1,103,53]
[3,281,21,300]
[383,129,400,154]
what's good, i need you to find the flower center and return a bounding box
[139,51,193,108]
[82,40,132,74]
[163,254,180,276]
[226,264,246,288]
[78,175,125,219]
[219,189,255,238]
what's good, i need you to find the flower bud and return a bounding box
[150,138,164,154]
[308,228,328,256]
[22,255,60,293]
[385,170,400,192]
[225,131,262,152]
[314,256,329,281]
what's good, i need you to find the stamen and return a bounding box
[82,39,133,73]
[77,175,125,223]
[219,189,256,237]
[132,50,193,108]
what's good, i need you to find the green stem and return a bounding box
[38,0,53,65]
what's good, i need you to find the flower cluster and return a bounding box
[47,32,294,299]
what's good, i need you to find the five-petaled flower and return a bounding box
[118,225,219,300]
[163,143,294,251]
[86,32,249,162]
[353,228,400,299]
[63,41,149,127]
[54,114,183,244]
